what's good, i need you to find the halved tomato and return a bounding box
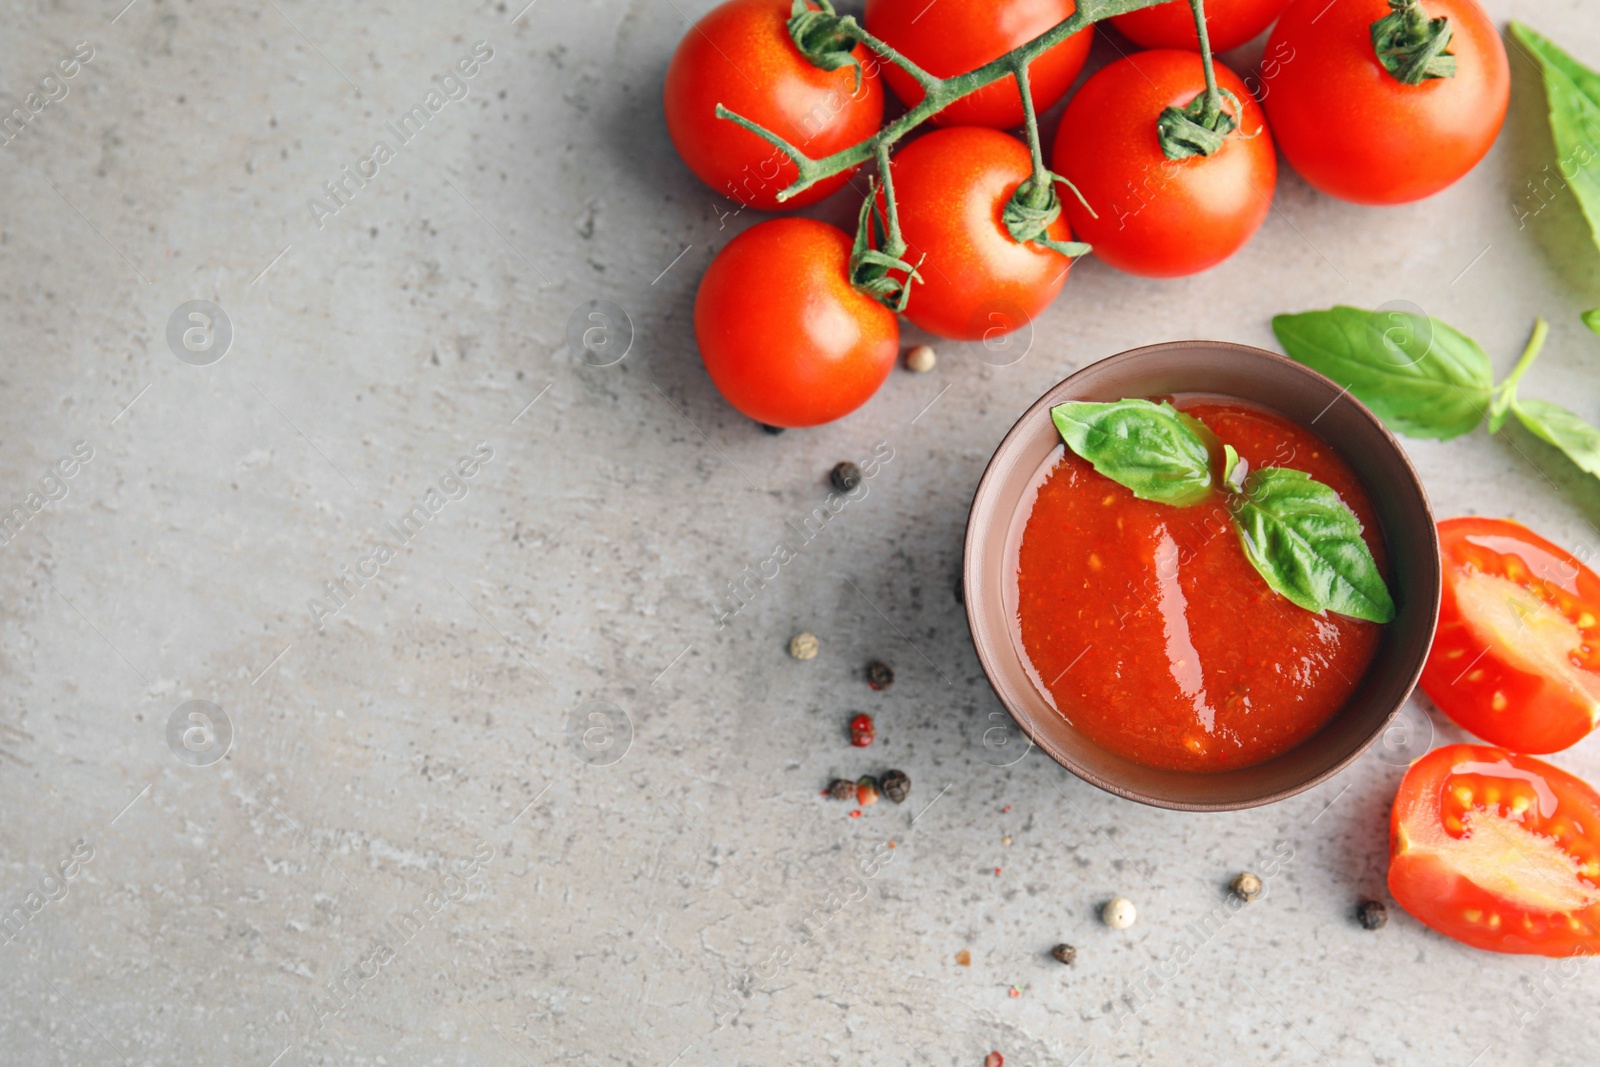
[1419,518,1600,754]
[1389,744,1600,956]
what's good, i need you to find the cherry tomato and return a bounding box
[695,219,898,428]
[1111,0,1290,53]
[1260,0,1508,205]
[863,0,1093,129]
[1051,50,1275,278]
[664,0,884,211]
[1389,744,1600,956]
[1419,518,1600,754]
[880,127,1073,341]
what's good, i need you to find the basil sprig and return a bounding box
[1271,306,1492,440]
[1049,400,1393,623]
[1510,23,1600,260]
[1050,399,1213,507]
[1274,308,1600,495]
[1233,469,1396,624]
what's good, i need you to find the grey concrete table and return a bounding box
[2,0,1599,1063]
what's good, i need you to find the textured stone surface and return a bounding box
[2,0,1599,1064]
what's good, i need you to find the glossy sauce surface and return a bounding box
[1013,399,1387,772]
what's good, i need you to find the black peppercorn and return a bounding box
[828,778,855,802]
[830,461,863,493]
[881,769,911,804]
[1356,899,1388,930]
[866,661,894,691]
[1050,943,1076,966]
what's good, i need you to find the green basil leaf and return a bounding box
[1222,443,1247,493]
[1512,397,1600,479]
[1232,468,1395,624]
[1509,23,1600,258]
[1050,399,1213,506]
[1272,306,1492,440]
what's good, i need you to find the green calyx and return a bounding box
[1003,176,1092,259]
[1157,89,1240,160]
[788,0,864,89]
[1371,0,1457,85]
[849,180,922,312]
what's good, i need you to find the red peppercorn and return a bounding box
[986,1053,1004,1067]
[849,713,876,747]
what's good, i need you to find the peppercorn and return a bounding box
[856,775,881,806]
[985,1053,1004,1067]
[1357,899,1388,930]
[830,461,863,493]
[788,632,819,660]
[849,713,875,747]
[1101,898,1137,929]
[866,660,894,691]
[1230,871,1264,903]
[881,769,910,803]
[827,778,855,802]
[1050,943,1076,966]
[906,344,937,373]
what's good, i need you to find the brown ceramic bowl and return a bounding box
[963,340,1440,811]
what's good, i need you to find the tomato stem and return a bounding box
[1154,0,1239,160]
[1488,318,1549,434]
[717,0,1178,205]
[1371,0,1457,85]
[1003,56,1093,259]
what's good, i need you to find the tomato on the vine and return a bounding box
[880,127,1074,341]
[1111,0,1290,53]
[664,0,883,211]
[695,219,898,428]
[1389,744,1600,956]
[1051,50,1275,278]
[863,0,1093,129]
[1420,518,1600,754]
[1260,0,1508,205]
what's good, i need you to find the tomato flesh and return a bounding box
[1389,744,1600,956]
[664,0,883,211]
[882,127,1073,341]
[864,0,1093,129]
[1420,518,1600,754]
[694,218,898,428]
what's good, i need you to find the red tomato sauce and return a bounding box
[1011,398,1387,772]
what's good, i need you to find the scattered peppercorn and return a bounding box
[828,778,855,802]
[985,1052,1004,1067]
[856,775,881,806]
[993,866,1003,876]
[849,713,876,747]
[881,769,911,803]
[866,660,895,691]
[955,949,971,967]
[830,461,863,493]
[788,632,819,660]
[759,423,786,435]
[1357,899,1388,930]
[906,344,937,373]
[1001,836,1012,846]
[848,809,862,818]
[1050,943,1076,966]
[1230,871,1264,903]
[1101,898,1137,929]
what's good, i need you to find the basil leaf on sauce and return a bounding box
[1271,307,1493,440]
[1231,468,1395,624]
[1509,23,1600,259]
[1512,397,1600,479]
[1222,443,1247,493]
[1050,399,1213,506]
